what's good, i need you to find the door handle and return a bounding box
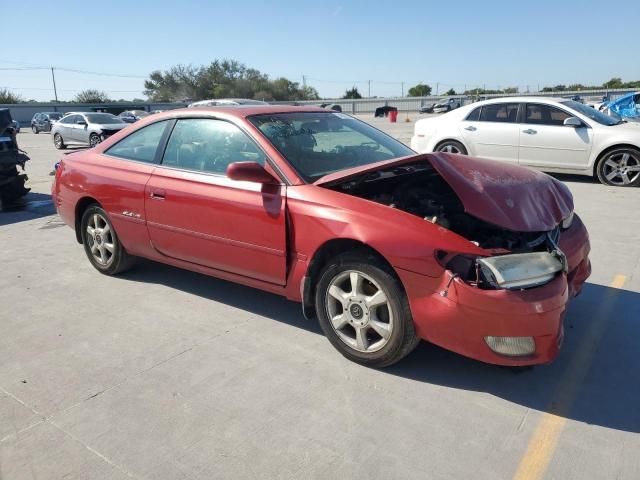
[464,126,477,131]
[150,189,165,200]
[522,129,537,134]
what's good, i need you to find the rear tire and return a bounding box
[315,251,419,367]
[53,133,66,150]
[435,140,468,155]
[80,205,135,275]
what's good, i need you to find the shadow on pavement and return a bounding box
[122,262,640,433]
[0,192,55,226]
[549,172,598,184]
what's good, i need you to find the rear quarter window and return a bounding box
[105,121,169,164]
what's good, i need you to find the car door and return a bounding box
[100,120,171,256]
[459,102,520,163]
[74,114,90,143]
[518,103,593,170]
[57,115,75,142]
[144,117,287,285]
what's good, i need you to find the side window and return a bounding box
[161,118,265,175]
[479,103,519,123]
[525,104,571,126]
[465,107,481,121]
[65,115,79,124]
[106,121,168,164]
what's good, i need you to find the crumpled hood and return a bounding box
[426,153,572,232]
[316,153,573,232]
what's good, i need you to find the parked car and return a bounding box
[11,120,20,133]
[118,110,149,123]
[320,103,342,112]
[420,102,437,113]
[432,98,462,113]
[31,112,64,133]
[188,98,269,108]
[600,92,640,122]
[52,106,590,368]
[51,112,128,149]
[411,97,640,186]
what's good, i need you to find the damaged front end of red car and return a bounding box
[317,153,591,365]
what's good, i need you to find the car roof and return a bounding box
[150,105,330,120]
[473,96,571,106]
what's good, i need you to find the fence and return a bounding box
[273,88,637,114]
[2,88,636,125]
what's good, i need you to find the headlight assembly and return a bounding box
[476,252,565,290]
[561,212,574,230]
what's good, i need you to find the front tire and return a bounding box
[32,125,39,134]
[80,205,135,275]
[596,147,640,186]
[53,133,66,149]
[315,252,419,367]
[435,140,468,155]
[89,133,101,147]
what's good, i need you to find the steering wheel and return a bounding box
[333,145,360,167]
[360,141,381,150]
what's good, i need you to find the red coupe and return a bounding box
[52,106,591,367]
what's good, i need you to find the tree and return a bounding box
[0,88,23,104]
[342,86,362,99]
[603,77,623,89]
[408,83,432,97]
[144,59,319,102]
[74,89,110,103]
[445,88,456,96]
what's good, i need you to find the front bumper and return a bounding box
[396,216,591,366]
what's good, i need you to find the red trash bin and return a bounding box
[389,110,398,123]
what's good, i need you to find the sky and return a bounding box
[2,0,639,101]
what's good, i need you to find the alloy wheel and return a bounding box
[601,151,640,186]
[325,270,394,353]
[437,143,462,154]
[86,213,115,266]
[90,135,101,147]
[54,134,62,148]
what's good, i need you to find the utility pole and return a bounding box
[436,82,439,95]
[401,82,404,97]
[368,80,371,98]
[51,67,58,102]
[302,75,306,88]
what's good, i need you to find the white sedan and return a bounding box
[411,97,640,186]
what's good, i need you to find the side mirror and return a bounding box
[76,120,87,126]
[226,161,277,184]
[563,117,582,128]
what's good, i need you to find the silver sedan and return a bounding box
[51,113,128,149]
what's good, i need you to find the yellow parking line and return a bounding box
[512,274,627,480]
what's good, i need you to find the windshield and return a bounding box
[560,100,622,126]
[249,112,414,182]
[85,113,124,124]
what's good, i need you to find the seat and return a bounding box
[177,143,203,171]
